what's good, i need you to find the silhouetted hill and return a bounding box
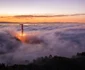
[0,52,85,70]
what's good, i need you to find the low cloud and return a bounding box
[0,23,85,65]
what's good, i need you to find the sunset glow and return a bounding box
[0,15,85,23]
[15,32,27,43]
[0,0,84,23]
[1,0,85,68]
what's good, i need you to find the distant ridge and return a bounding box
[14,13,85,17]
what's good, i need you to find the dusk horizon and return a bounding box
[0,13,85,23]
[0,0,84,23]
[0,0,85,70]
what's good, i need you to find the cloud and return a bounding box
[14,13,85,17]
[0,23,85,65]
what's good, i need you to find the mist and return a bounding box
[0,23,85,65]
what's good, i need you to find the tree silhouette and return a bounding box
[0,52,85,70]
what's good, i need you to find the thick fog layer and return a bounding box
[0,23,85,65]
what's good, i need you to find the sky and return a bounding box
[0,0,85,15]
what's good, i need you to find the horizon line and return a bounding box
[0,13,85,17]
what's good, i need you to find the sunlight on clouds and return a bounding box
[0,15,85,23]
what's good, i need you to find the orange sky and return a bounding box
[0,15,85,23]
